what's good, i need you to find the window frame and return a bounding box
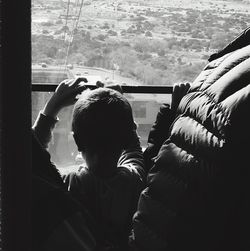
[2,1,173,249]
[32,84,173,93]
[1,0,32,250]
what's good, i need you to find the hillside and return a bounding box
[32,0,250,85]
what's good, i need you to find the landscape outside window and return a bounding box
[32,0,250,173]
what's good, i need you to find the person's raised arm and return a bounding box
[118,122,146,178]
[144,82,191,172]
[32,77,87,148]
[171,82,190,113]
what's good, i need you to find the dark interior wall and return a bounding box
[1,0,32,250]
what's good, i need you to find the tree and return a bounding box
[47,47,58,58]
[56,49,67,59]
[41,21,54,26]
[54,29,63,35]
[42,29,49,34]
[61,25,69,32]
[210,32,235,50]
[157,49,166,57]
[96,34,106,41]
[107,30,118,36]
[32,34,65,63]
[151,57,169,70]
[110,47,138,77]
[68,53,86,64]
[175,62,206,82]
[120,30,127,36]
[101,22,110,29]
[145,31,152,37]
[55,19,63,25]
[133,38,151,53]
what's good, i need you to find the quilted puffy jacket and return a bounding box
[133,29,250,251]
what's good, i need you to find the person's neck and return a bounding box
[86,152,120,178]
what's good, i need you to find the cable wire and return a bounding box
[63,0,83,71]
[63,0,71,40]
[55,0,82,84]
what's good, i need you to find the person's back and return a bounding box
[132,28,250,251]
[65,152,144,248]
[64,88,146,249]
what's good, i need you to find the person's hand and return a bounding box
[171,82,190,112]
[95,80,123,94]
[106,84,123,94]
[42,77,87,118]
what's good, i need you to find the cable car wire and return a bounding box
[63,0,83,70]
[63,0,71,40]
[55,0,83,83]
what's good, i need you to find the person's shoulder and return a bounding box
[113,165,145,193]
[117,164,144,182]
[64,166,94,185]
[75,166,95,180]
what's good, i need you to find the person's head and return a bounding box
[72,87,134,166]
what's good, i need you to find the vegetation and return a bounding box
[32,0,250,85]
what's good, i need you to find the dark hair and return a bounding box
[72,88,134,153]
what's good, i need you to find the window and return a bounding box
[131,101,147,118]
[31,0,249,174]
[32,91,170,174]
[32,70,68,83]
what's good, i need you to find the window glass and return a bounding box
[131,101,147,118]
[32,0,249,174]
[32,0,249,84]
[32,92,170,174]
[32,71,68,83]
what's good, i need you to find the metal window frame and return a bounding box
[2,0,32,250]
[32,84,173,94]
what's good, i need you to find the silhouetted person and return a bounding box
[32,132,97,251]
[33,79,146,250]
[132,29,250,251]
